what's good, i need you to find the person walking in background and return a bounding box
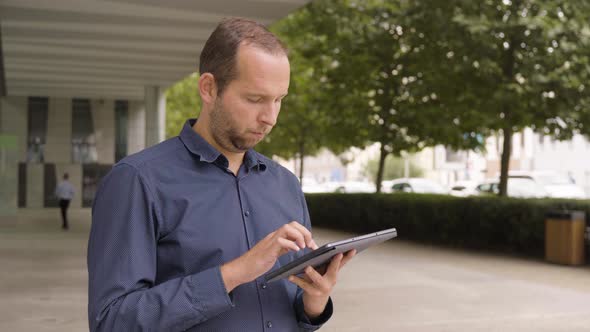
[55,173,75,230]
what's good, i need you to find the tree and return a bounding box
[287,0,485,192]
[441,0,590,196]
[253,48,327,182]
[165,73,201,139]
[257,7,363,183]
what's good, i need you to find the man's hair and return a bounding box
[63,173,69,180]
[199,17,288,95]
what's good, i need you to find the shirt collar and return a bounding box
[179,119,267,172]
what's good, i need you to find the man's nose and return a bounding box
[259,102,279,127]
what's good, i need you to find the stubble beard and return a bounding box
[209,99,266,153]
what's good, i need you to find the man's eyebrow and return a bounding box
[245,93,289,98]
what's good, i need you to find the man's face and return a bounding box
[209,44,290,153]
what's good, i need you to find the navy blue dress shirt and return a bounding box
[87,119,332,331]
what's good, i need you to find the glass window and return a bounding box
[71,99,97,163]
[392,183,409,192]
[18,163,27,207]
[27,97,48,163]
[82,164,112,207]
[445,148,463,163]
[115,100,128,162]
[44,163,59,207]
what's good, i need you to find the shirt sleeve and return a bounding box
[293,188,334,330]
[87,163,234,332]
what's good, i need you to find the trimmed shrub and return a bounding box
[306,193,590,257]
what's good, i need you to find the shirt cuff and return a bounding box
[189,266,235,320]
[295,293,334,330]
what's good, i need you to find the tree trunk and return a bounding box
[298,140,305,186]
[498,15,517,197]
[499,126,513,197]
[403,155,410,178]
[375,143,388,193]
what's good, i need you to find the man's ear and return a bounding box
[199,73,217,104]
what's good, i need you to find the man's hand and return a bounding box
[221,221,317,292]
[288,249,356,319]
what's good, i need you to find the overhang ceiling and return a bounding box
[0,0,308,100]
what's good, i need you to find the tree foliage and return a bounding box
[275,0,487,192]
[363,154,424,182]
[164,0,590,196]
[165,73,200,139]
[439,0,590,195]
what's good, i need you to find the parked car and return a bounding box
[449,180,480,197]
[333,181,376,193]
[301,178,331,194]
[508,170,587,199]
[475,177,547,198]
[383,178,448,194]
[302,179,376,194]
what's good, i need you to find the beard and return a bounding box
[209,99,270,153]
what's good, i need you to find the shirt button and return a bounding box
[244,211,250,217]
[266,321,272,328]
[261,283,267,289]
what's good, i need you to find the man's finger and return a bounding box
[288,221,315,249]
[276,237,301,253]
[303,266,324,286]
[325,253,343,280]
[288,274,312,289]
[339,249,356,270]
[309,239,319,250]
[279,224,306,250]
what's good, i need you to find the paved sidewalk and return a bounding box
[1,209,589,331]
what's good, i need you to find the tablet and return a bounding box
[264,228,397,283]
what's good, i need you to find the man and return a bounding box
[55,172,74,230]
[87,18,355,331]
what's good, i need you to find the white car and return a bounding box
[383,178,448,194]
[333,181,376,193]
[475,178,547,198]
[508,171,586,199]
[301,178,332,193]
[449,180,480,197]
[302,179,376,194]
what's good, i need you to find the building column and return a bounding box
[45,97,72,163]
[0,97,26,219]
[127,100,146,155]
[91,99,115,164]
[144,86,166,147]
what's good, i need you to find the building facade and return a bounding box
[0,1,310,217]
[0,92,167,210]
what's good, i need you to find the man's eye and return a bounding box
[248,98,262,103]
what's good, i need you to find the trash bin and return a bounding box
[545,211,586,265]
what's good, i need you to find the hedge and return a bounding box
[306,193,590,257]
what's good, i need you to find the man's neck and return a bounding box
[192,120,244,175]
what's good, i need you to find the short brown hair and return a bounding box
[199,17,288,95]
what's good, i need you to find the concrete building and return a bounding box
[0,0,310,216]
